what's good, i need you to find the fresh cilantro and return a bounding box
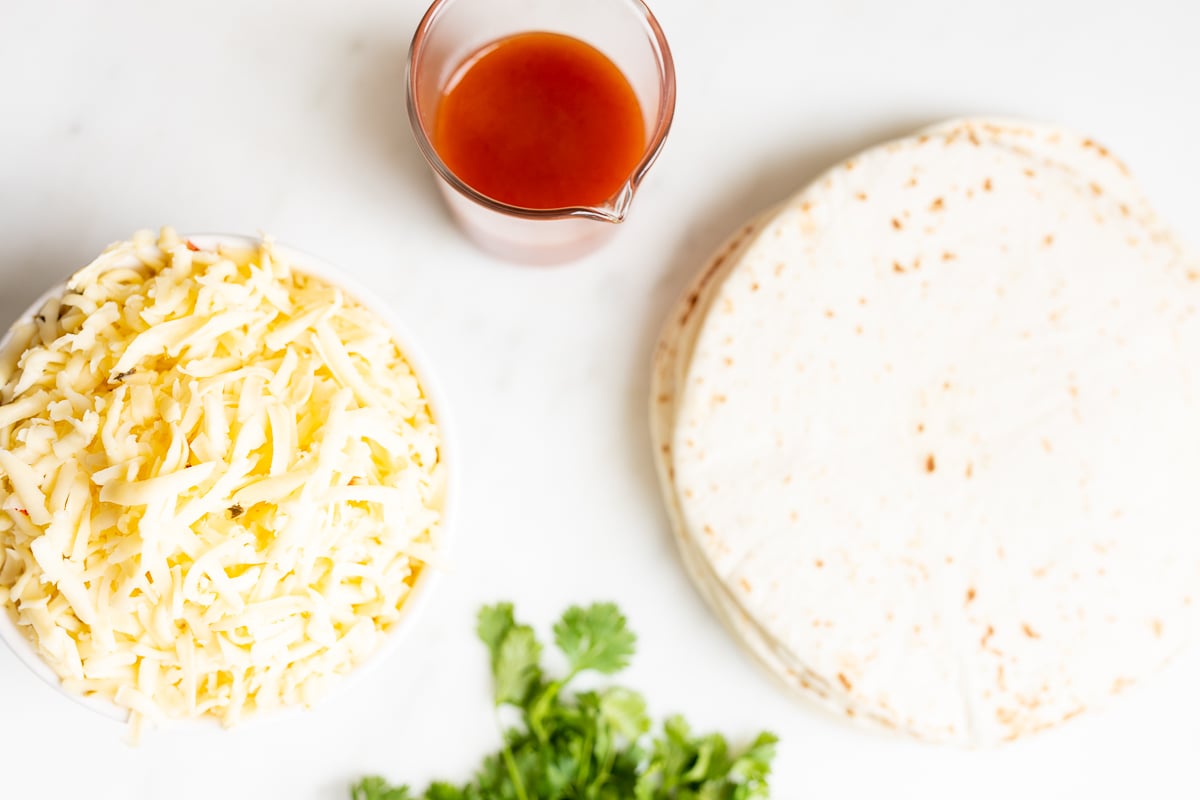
[553,603,636,676]
[352,602,777,800]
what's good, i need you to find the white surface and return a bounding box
[0,0,1197,797]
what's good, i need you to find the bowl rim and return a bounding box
[0,232,457,728]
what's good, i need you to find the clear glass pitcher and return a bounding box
[406,0,676,265]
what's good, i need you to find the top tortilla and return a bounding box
[656,119,1200,745]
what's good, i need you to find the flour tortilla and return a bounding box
[652,212,881,725]
[653,119,1200,745]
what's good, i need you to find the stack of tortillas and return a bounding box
[652,119,1200,746]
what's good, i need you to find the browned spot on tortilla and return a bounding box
[789,510,799,522]
[801,201,813,213]
[942,381,951,390]
[858,297,867,305]
[750,282,760,292]
[783,474,792,484]
[1022,623,1040,639]
[1090,182,1104,196]
[916,423,925,433]
[702,524,714,536]
[824,309,835,319]
[967,128,981,146]
[659,443,669,454]
[837,673,853,691]
[929,197,945,212]
[845,707,856,717]
[925,454,936,473]
[913,624,922,634]
[983,178,993,192]
[1152,619,1164,637]
[684,489,694,499]
[906,176,919,188]
[1119,203,1131,217]
[739,578,752,592]
[1024,168,1036,178]
[774,262,784,276]
[940,250,954,261]
[966,587,977,605]
[892,217,903,231]
[845,159,857,170]
[997,664,1007,691]
[712,394,726,404]
[918,134,930,144]
[1111,677,1133,694]
[1044,233,1055,246]
[981,624,995,649]
[1068,385,1079,398]
[814,559,824,568]
[656,393,669,404]
[855,191,868,201]
[893,261,906,274]
[855,325,863,335]
[1187,271,1199,282]
[723,356,733,367]
[965,462,974,478]
[1041,438,1053,453]
[678,291,701,324]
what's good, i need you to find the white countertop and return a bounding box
[2,0,1199,797]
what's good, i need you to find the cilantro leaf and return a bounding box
[350,777,414,800]
[422,784,466,800]
[553,603,636,676]
[599,687,650,741]
[492,623,542,707]
[477,603,516,668]
[728,732,779,799]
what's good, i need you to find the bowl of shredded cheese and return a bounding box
[0,229,452,738]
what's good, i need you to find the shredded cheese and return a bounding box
[0,229,445,735]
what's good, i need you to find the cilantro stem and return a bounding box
[575,725,594,787]
[591,739,618,792]
[500,740,530,800]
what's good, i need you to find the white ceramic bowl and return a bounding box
[0,233,456,726]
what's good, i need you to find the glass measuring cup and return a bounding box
[406,0,676,265]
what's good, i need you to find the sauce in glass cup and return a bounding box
[407,0,676,265]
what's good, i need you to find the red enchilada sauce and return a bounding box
[432,32,646,209]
